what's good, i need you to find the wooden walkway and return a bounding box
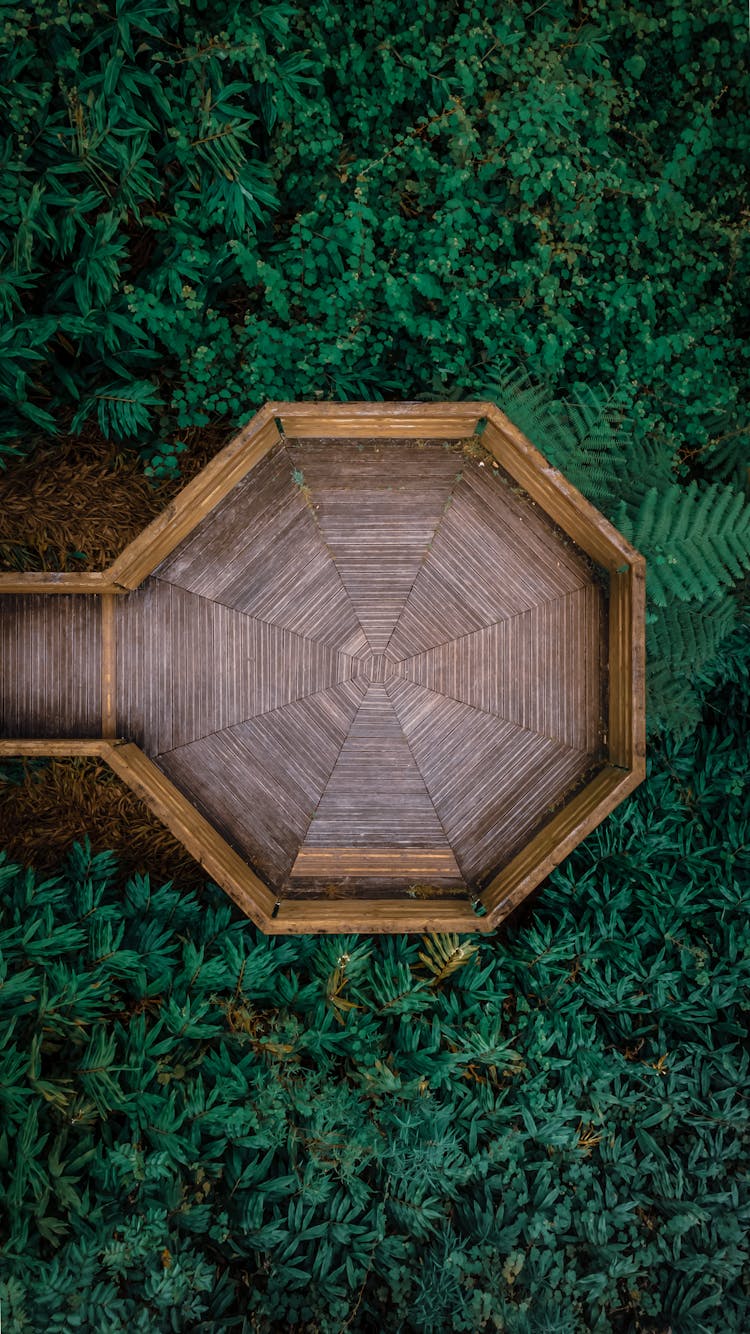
[0,436,606,899]
[1,594,101,737]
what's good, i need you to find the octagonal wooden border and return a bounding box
[0,401,645,934]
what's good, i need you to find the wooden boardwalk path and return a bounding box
[0,435,606,900]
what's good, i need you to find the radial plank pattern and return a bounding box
[292,681,462,886]
[1,432,608,903]
[157,679,367,884]
[291,439,462,652]
[110,438,605,896]
[155,446,369,655]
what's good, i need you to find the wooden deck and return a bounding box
[0,594,101,737]
[0,433,607,903]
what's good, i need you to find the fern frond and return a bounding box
[71,378,163,440]
[418,934,479,986]
[477,357,668,512]
[646,597,739,736]
[615,482,750,605]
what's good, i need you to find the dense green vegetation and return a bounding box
[0,0,748,1329]
[2,0,749,730]
[1,642,749,1332]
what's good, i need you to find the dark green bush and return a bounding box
[1,0,748,733]
[0,628,748,1332]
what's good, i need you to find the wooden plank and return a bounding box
[102,741,276,925]
[388,675,593,883]
[289,439,462,652]
[291,847,462,877]
[0,594,101,739]
[0,738,112,757]
[0,572,124,594]
[482,410,640,570]
[397,584,604,753]
[480,765,642,924]
[267,897,486,935]
[166,583,355,749]
[299,682,461,876]
[608,561,646,773]
[115,579,174,754]
[101,594,116,738]
[153,445,299,595]
[155,446,368,654]
[156,680,366,885]
[276,401,489,438]
[107,410,281,588]
[388,459,592,659]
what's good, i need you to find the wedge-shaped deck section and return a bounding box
[0,401,645,933]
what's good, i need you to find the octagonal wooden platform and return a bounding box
[0,403,645,934]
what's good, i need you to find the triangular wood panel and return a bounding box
[293,681,461,882]
[156,679,367,884]
[155,444,367,654]
[289,439,462,652]
[116,578,358,752]
[387,676,593,883]
[389,461,592,659]
[396,585,603,752]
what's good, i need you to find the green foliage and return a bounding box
[1,0,747,742]
[483,357,750,739]
[615,483,750,606]
[0,4,749,1325]
[0,632,748,1331]
[0,0,747,452]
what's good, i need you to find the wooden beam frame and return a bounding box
[0,400,645,935]
[275,401,490,439]
[0,403,281,595]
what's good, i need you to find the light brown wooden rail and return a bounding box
[0,401,645,934]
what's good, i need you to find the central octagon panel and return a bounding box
[114,433,606,901]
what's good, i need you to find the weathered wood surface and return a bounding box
[267,897,485,935]
[387,461,593,659]
[156,680,366,886]
[482,409,640,571]
[294,681,463,884]
[0,594,101,738]
[608,562,646,773]
[101,594,116,738]
[288,438,463,652]
[155,445,368,654]
[107,407,281,588]
[276,401,488,438]
[395,585,603,753]
[112,439,605,896]
[0,418,628,923]
[0,738,112,757]
[0,572,124,594]
[387,676,597,884]
[115,576,359,753]
[481,764,643,925]
[104,741,277,926]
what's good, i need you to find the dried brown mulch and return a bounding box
[0,418,232,571]
[0,420,234,881]
[0,757,206,889]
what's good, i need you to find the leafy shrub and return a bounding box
[1,0,747,738]
[0,627,748,1332]
[1,3,749,1328]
